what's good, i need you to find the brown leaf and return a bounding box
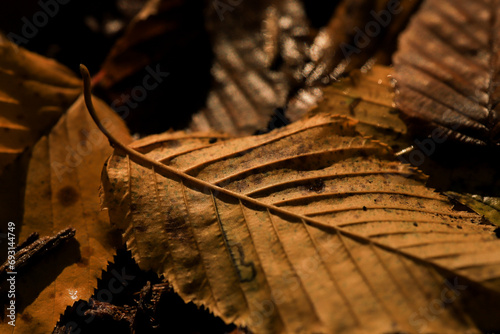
[289,65,410,152]
[189,0,312,135]
[0,35,81,173]
[99,109,500,333]
[303,0,422,85]
[0,95,131,334]
[393,0,500,146]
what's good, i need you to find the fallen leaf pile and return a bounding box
[1,0,500,333]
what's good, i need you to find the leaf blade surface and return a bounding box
[103,114,500,333]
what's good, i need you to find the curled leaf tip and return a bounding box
[80,65,103,131]
[79,64,92,93]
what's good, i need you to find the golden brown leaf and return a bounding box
[0,35,81,173]
[289,65,410,152]
[0,95,131,334]
[99,109,500,333]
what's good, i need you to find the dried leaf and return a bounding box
[446,192,500,228]
[100,109,500,333]
[289,65,410,152]
[0,95,131,334]
[393,0,500,146]
[189,0,312,135]
[0,227,75,282]
[302,0,422,85]
[0,35,81,173]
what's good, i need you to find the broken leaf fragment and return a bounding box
[446,192,500,228]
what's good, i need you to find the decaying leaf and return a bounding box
[289,65,410,152]
[0,94,131,334]
[189,0,312,135]
[393,0,500,146]
[446,192,500,228]
[4,1,500,332]
[94,86,500,334]
[0,228,75,284]
[0,35,81,173]
[302,0,422,85]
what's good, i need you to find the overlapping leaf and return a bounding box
[290,65,410,152]
[393,0,500,146]
[102,113,500,333]
[301,65,500,201]
[0,95,131,334]
[302,0,422,86]
[446,192,500,228]
[189,0,311,135]
[0,35,81,173]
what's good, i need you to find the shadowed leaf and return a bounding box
[0,35,81,174]
[302,0,422,86]
[393,0,500,146]
[94,0,211,135]
[189,0,312,135]
[97,0,206,89]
